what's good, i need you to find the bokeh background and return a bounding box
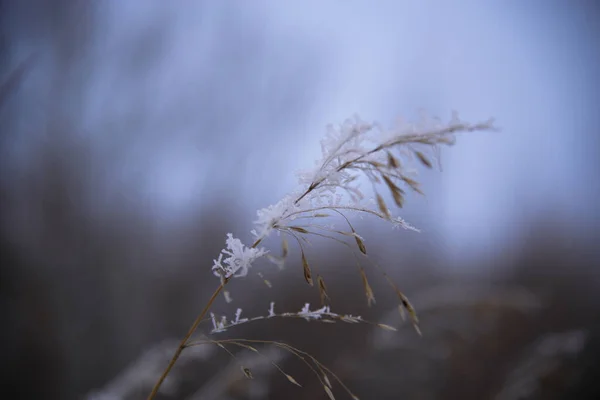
[1,1,599,399]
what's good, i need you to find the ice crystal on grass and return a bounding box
[212,112,495,308]
[212,233,268,279]
[206,302,398,335]
[297,303,334,321]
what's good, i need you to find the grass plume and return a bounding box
[147,112,495,399]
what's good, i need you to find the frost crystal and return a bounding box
[298,114,373,188]
[297,303,335,321]
[211,234,267,279]
[210,312,227,333]
[232,308,248,325]
[251,195,299,239]
[268,302,276,318]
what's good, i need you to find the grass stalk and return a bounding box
[147,281,226,400]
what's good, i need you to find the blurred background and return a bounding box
[1,1,599,399]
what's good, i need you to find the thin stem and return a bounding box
[147,281,226,400]
[148,236,264,399]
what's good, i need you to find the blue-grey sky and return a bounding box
[2,1,598,265]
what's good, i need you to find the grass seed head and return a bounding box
[318,275,330,306]
[415,150,433,168]
[360,267,376,307]
[376,193,390,218]
[301,251,313,286]
[353,233,367,255]
[241,366,253,379]
[387,151,400,169]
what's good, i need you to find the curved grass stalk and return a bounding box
[147,281,226,399]
[147,113,495,399]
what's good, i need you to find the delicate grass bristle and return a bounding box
[207,339,337,394]
[303,230,355,249]
[281,342,361,400]
[205,337,363,400]
[273,341,358,399]
[270,342,325,384]
[234,340,303,388]
[192,338,305,390]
